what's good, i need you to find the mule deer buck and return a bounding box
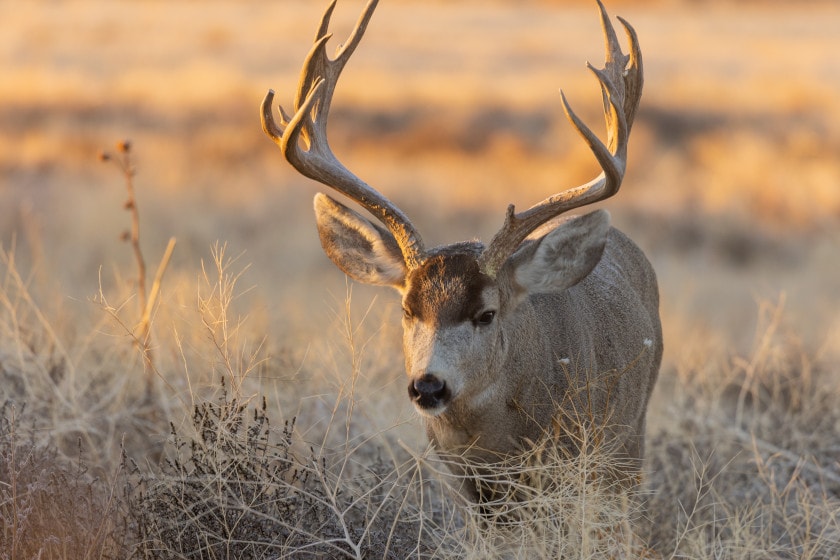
[262,0,662,501]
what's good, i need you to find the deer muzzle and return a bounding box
[408,373,451,414]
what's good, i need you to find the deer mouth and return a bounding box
[408,373,452,415]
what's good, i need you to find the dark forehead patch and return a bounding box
[404,253,492,325]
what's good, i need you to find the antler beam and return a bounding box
[478,0,643,277]
[261,0,426,269]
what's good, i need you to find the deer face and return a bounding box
[400,252,505,417]
[312,194,612,418]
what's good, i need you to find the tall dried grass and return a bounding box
[3,235,839,557]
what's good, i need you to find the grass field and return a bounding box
[2,0,839,557]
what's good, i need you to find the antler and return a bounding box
[479,0,643,277]
[261,0,425,269]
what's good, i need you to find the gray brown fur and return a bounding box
[418,229,662,499]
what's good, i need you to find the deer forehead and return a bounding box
[403,253,496,325]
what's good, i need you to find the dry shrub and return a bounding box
[0,402,126,559]
[124,388,445,559]
[645,298,840,557]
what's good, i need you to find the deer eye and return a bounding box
[475,310,496,327]
[402,307,414,320]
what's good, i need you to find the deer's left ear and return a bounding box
[504,210,610,296]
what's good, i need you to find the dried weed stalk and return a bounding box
[99,140,176,390]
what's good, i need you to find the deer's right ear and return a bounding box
[313,193,408,288]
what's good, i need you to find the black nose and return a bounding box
[408,374,449,409]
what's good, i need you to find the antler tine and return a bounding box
[261,0,426,269]
[617,15,643,130]
[479,0,643,277]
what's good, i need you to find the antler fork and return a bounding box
[261,0,426,269]
[478,0,643,277]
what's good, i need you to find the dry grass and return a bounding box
[2,244,839,557]
[1,0,839,557]
[645,297,840,557]
[0,403,126,559]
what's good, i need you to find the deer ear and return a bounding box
[313,193,407,288]
[506,210,610,296]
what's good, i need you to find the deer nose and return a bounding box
[408,373,449,409]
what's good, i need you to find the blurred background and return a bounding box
[2,0,839,373]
